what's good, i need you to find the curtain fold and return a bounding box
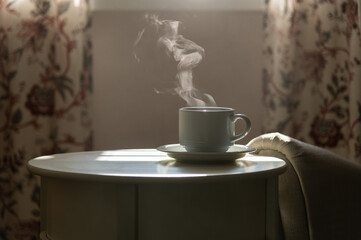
[0,0,92,239]
[263,0,361,163]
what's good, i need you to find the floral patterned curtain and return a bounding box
[0,0,92,239]
[263,0,361,163]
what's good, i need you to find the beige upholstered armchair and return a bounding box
[247,133,361,240]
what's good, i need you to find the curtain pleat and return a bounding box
[263,0,361,163]
[0,0,92,239]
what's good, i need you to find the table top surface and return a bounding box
[27,149,287,183]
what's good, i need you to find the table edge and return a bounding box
[27,160,287,183]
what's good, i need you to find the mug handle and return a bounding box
[230,114,251,142]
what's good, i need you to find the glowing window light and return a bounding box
[74,0,80,7]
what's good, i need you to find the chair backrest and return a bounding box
[248,132,361,240]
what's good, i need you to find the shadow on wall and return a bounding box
[92,11,263,150]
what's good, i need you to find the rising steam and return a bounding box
[136,14,216,107]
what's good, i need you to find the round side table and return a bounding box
[28,149,287,240]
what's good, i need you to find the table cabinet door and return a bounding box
[41,178,136,240]
[138,179,271,240]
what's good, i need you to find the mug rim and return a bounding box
[180,107,234,112]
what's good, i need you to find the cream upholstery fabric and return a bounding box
[248,133,361,240]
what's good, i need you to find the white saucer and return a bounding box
[157,144,256,163]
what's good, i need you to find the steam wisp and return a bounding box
[139,14,216,107]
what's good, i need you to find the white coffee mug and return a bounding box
[179,107,251,152]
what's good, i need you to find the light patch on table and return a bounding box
[34,155,54,160]
[96,150,171,161]
[242,154,285,162]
